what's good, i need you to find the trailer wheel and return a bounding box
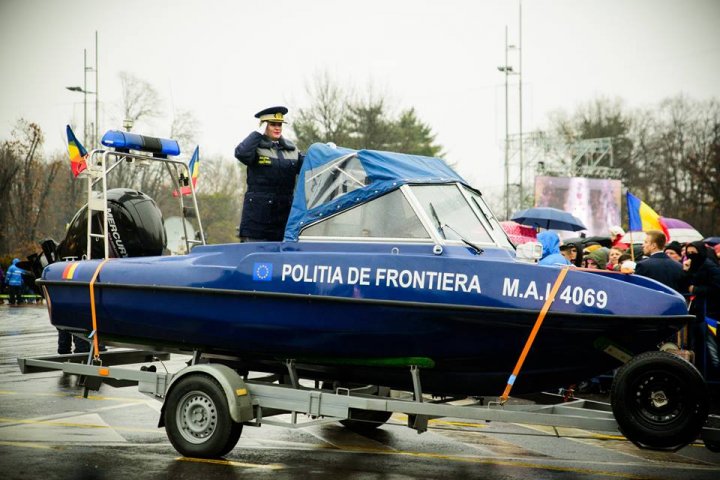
[324,383,392,432]
[164,374,243,458]
[611,351,708,450]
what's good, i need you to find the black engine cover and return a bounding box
[57,188,166,260]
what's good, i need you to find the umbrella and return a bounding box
[500,221,537,245]
[661,217,703,243]
[703,237,720,246]
[621,230,703,245]
[661,217,694,229]
[562,236,612,249]
[510,207,587,232]
[621,217,703,245]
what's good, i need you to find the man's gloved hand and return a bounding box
[255,122,267,135]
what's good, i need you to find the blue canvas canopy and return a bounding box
[284,143,467,241]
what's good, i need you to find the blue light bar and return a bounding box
[101,130,181,157]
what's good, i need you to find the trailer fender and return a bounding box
[158,364,254,427]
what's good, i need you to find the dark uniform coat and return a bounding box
[634,251,687,293]
[234,131,303,241]
[685,242,720,320]
[684,244,720,369]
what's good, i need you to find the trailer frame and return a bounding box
[17,347,720,457]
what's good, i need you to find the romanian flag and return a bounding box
[708,316,718,336]
[66,125,88,177]
[626,191,669,239]
[61,262,79,280]
[173,146,199,197]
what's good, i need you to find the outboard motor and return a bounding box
[56,188,167,261]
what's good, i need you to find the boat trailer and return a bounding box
[17,347,720,458]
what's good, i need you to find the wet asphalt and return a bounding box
[0,303,719,480]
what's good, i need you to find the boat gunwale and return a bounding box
[36,278,694,323]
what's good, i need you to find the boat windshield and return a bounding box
[410,184,496,245]
[460,185,514,249]
[300,189,430,240]
[304,153,369,209]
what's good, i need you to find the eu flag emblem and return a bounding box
[253,262,273,281]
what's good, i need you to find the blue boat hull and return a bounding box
[39,242,692,395]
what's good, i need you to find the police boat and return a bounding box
[36,132,710,451]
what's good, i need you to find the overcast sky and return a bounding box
[1,0,718,193]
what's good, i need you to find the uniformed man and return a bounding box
[234,106,304,241]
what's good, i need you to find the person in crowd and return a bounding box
[583,247,609,270]
[583,257,599,269]
[682,240,720,369]
[606,246,624,271]
[616,253,634,272]
[634,230,686,292]
[568,242,584,267]
[560,243,581,265]
[663,241,683,263]
[609,225,629,250]
[537,231,571,267]
[708,244,720,265]
[234,106,304,242]
[584,242,602,253]
[4,258,29,306]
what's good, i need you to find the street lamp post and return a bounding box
[497,26,517,220]
[518,0,523,209]
[94,31,99,149]
[65,32,99,148]
[498,16,523,219]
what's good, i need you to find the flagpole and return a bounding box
[626,189,635,262]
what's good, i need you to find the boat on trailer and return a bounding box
[27,130,716,456]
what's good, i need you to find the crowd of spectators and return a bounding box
[536,225,720,371]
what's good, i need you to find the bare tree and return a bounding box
[293,73,443,155]
[170,108,200,155]
[0,141,19,254]
[546,95,720,235]
[293,71,352,149]
[119,71,164,125]
[200,154,242,196]
[654,95,720,235]
[2,120,62,255]
[109,72,170,202]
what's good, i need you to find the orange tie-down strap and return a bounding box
[500,266,570,403]
[89,258,111,361]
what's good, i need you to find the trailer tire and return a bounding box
[164,374,243,458]
[611,351,708,450]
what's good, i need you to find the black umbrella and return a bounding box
[563,236,612,249]
[511,207,587,232]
